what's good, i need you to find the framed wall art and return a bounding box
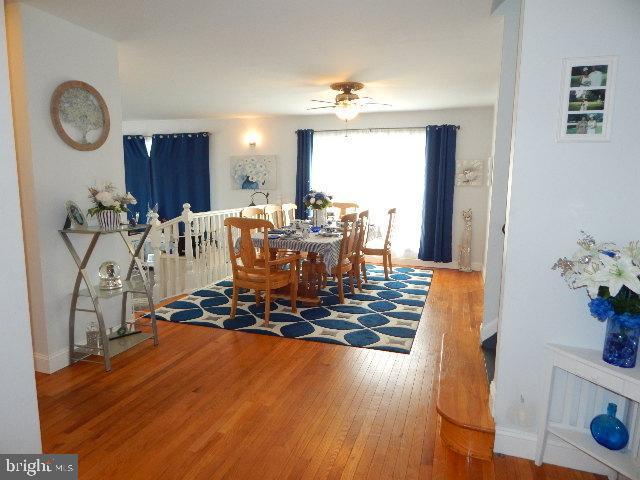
[51,80,110,151]
[557,56,617,142]
[455,159,484,186]
[230,155,277,190]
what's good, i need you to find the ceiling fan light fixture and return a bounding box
[334,101,359,121]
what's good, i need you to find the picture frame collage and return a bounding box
[558,56,617,142]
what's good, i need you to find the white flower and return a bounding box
[95,191,115,207]
[595,254,640,296]
[315,199,322,205]
[125,192,137,205]
[571,245,608,274]
[573,263,604,297]
[623,241,640,266]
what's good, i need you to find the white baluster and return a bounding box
[181,204,195,293]
[148,212,163,300]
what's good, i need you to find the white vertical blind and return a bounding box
[311,128,426,258]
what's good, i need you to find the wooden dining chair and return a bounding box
[330,213,361,303]
[224,217,299,326]
[264,204,284,228]
[332,202,359,217]
[281,203,297,225]
[354,210,369,291]
[240,206,265,219]
[362,207,396,280]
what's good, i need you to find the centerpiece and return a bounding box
[553,232,640,368]
[304,190,332,227]
[88,183,137,230]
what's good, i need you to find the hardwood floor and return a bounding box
[35,269,604,479]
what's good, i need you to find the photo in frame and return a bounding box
[558,56,617,142]
[64,200,86,229]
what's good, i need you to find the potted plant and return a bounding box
[88,183,137,230]
[553,232,640,367]
[304,190,332,227]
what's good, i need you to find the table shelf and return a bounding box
[77,279,148,299]
[60,225,149,235]
[60,225,158,371]
[548,425,639,480]
[74,331,154,358]
[536,343,640,479]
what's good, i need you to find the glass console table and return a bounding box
[59,224,158,371]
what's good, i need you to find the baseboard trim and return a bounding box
[494,426,616,478]
[370,256,483,272]
[480,317,498,342]
[33,348,70,374]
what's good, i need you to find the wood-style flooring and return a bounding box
[35,269,604,479]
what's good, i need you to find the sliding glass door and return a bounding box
[311,128,425,259]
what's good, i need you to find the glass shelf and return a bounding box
[73,331,154,358]
[60,224,149,234]
[78,279,149,299]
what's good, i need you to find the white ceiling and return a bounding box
[14,0,504,120]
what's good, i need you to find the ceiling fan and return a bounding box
[308,81,391,121]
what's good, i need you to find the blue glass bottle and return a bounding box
[602,315,640,368]
[590,403,629,450]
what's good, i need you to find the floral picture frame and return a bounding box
[230,155,277,190]
[557,56,617,142]
[455,159,483,186]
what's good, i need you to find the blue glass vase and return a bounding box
[602,315,640,368]
[590,403,629,450]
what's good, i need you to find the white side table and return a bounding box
[535,343,640,479]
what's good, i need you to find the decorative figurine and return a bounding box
[458,209,472,272]
[85,322,100,349]
[98,261,123,290]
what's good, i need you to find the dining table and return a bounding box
[249,228,343,305]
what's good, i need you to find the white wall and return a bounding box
[482,0,521,338]
[7,3,126,373]
[493,0,640,472]
[0,3,42,452]
[124,107,494,269]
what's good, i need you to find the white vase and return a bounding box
[97,210,120,230]
[312,208,328,227]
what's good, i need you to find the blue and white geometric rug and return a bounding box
[153,265,432,354]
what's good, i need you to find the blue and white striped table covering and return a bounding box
[250,233,342,272]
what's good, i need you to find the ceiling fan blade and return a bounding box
[307,106,336,110]
[310,99,335,104]
[362,102,393,107]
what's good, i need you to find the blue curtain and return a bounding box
[123,135,152,222]
[149,132,210,221]
[418,125,457,262]
[295,129,313,219]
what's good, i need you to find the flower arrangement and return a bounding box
[87,183,137,216]
[553,231,640,367]
[304,191,332,210]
